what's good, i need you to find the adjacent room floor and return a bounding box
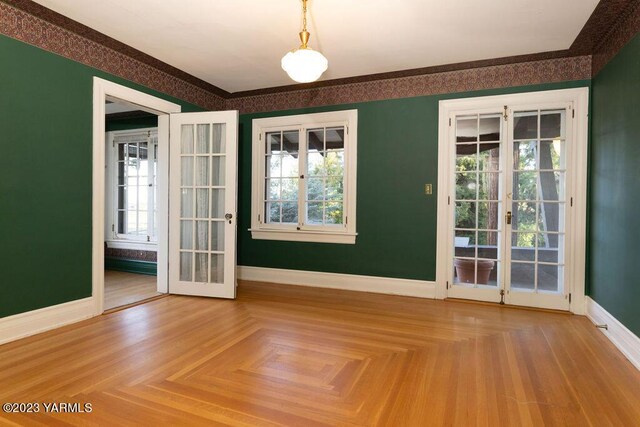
[104,270,160,310]
[1,282,639,425]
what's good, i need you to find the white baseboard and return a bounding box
[238,266,436,299]
[585,297,640,371]
[0,297,95,345]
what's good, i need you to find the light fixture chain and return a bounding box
[302,0,308,32]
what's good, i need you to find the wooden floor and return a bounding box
[1,282,639,426]
[104,270,160,310]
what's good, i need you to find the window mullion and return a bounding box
[298,127,306,228]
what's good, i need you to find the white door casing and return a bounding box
[92,77,181,314]
[436,88,589,314]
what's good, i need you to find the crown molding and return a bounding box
[1,0,638,108]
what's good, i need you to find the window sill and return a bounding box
[106,240,158,251]
[249,229,357,244]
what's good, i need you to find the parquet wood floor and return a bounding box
[1,281,639,426]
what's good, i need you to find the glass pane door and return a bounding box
[169,111,238,299]
[506,109,569,309]
[449,112,504,302]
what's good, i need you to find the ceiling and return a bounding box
[32,0,600,93]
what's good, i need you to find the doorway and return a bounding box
[103,102,161,310]
[436,89,589,313]
[92,78,239,315]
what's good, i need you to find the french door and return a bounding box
[168,111,238,298]
[446,102,573,310]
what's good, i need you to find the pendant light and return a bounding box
[281,0,328,83]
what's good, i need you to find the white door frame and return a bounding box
[92,77,181,315]
[435,88,589,314]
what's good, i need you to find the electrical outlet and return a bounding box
[424,183,432,195]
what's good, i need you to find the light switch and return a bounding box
[424,183,432,195]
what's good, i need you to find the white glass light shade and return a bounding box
[281,47,328,83]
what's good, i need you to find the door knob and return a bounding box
[225,213,233,224]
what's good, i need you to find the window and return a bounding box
[106,128,158,248]
[251,110,357,243]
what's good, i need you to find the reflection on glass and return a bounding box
[282,130,299,155]
[538,264,561,292]
[511,232,535,261]
[540,110,564,139]
[325,127,344,150]
[513,112,538,140]
[479,116,501,141]
[307,128,324,151]
[456,116,477,143]
[267,132,281,154]
[511,262,535,290]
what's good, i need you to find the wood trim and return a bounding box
[93,77,181,314]
[0,297,94,345]
[238,266,436,299]
[435,88,589,314]
[586,296,640,371]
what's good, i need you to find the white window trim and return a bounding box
[251,110,358,244]
[104,127,159,250]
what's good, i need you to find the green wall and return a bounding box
[0,30,596,321]
[590,34,640,335]
[0,34,202,318]
[106,115,158,132]
[237,80,590,281]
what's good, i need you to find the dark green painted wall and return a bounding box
[237,80,590,281]
[590,34,640,335]
[105,258,157,276]
[106,115,158,132]
[0,34,201,318]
